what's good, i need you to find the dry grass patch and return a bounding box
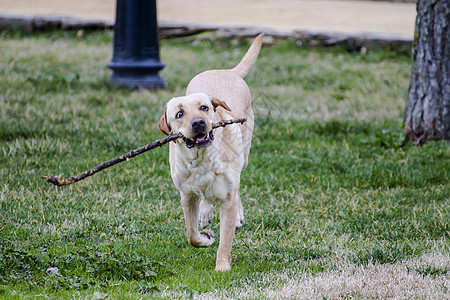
[191,251,449,299]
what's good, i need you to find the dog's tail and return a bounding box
[230,33,264,78]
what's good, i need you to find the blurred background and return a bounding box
[0,0,416,37]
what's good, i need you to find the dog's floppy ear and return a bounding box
[211,97,231,112]
[157,106,171,135]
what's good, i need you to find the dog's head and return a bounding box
[158,93,231,149]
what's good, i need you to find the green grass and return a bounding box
[0,30,449,299]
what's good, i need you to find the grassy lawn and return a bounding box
[0,30,449,299]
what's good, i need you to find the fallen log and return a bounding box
[42,118,246,186]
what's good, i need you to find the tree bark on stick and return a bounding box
[42,118,246,186]
[404,0,450,145]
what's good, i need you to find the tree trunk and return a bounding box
[404,0,450,145]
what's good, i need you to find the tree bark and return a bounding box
[404,0,450,145]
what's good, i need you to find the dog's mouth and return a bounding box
[183,131,215,149]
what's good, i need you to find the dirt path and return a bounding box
[0,0,416,36]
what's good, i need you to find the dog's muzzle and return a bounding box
[183,117,214,149]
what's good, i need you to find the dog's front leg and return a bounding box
[181,193,215,248]
[215,194,238,271]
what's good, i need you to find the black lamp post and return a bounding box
[107,0,167,90]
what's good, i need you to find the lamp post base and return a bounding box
[108,61,167,90]
[110,74,167,90]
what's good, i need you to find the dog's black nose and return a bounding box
[191,117,206,132]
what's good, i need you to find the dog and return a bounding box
[157,33,264,271]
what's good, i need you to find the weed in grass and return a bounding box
[415,265,449,278]
[26,72,81,92]
[352,243,415,265]
[137,281,160,294]
[0,242,172,291]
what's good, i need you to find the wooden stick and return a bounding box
[42,118,246,186]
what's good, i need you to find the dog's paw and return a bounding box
[235,209,244,229]
[200,212,214,228]
[235,219,243,229]
[198,230,215,247]
[215,259,231,271]
[189,230,215,248]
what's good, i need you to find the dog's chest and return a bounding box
[174,156,232,202]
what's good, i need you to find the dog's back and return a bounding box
[186,33,264,100]
[185,34,264,168]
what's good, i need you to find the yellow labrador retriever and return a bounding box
[158,34,263,271]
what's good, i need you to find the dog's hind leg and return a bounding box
[199,199,214,228]
[181,193,215,248]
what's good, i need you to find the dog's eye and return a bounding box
[176,110,184,119]
[200,105,209,112]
